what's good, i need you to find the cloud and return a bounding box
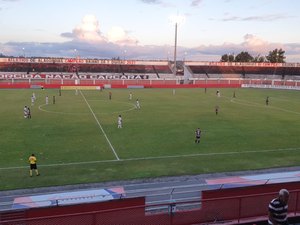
[1,14,140,58]
[3,33,299,62]
[1,14,300,64]
[139,0,199,8]
[173,35,299,62]
[222,14,292,22]
[107,27,138,46]
[139,0,161,4]
[60,15,138,46]
[191,34,289,60]
[138,0,176,8]
[243,34,268,48]
[61,32,76,39]
[190,0,203,7]
[284,43,300,55]
[70,14,106,42]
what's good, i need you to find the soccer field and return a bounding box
[1,87,300,190]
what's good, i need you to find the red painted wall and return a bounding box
[2,182,300,224]
[0,81,241,89]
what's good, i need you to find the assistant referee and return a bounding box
[29,153,40,177]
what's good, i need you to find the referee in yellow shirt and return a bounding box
[29,154,40,177]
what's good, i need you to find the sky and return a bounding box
[0,0,300,62]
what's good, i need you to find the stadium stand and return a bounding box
[186,62,300,80]
[0,59,178,79]
[0,60,174,78]
[285,75,300,80]
[2,58,300,89]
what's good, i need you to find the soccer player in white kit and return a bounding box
[46,96,49,105]
[136,99,140,109]
[129,92,132,100]
[117,115,122,128]
[31,95,35,106]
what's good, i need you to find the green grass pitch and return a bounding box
[1,87,300,190]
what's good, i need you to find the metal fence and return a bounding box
[1,184,300,225]
[0,192,299,225]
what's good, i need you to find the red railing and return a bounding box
[1,187,300,225]
[1,77,300,89]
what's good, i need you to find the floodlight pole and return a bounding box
[74,49,77,58]
[173,22,178,75]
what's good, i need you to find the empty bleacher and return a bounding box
[187,63,300,80]
[2,58,300,83]
[0,60,177,79]
[222,73,242,79]
[285,75,300,80]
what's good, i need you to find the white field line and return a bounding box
[229,97,300,115]
[38,101,136,115]
[38,104,87,115]
[264,105,300,115]
[80,90,120,160]
[1,147,300,170]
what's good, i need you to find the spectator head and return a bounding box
[279,189,289,205]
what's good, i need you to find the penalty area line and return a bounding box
[1,147,300,171]
[80,90,120,160]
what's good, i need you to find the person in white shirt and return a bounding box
[31,95,35,106]
[136,99,140,109]
[46,96,49,105]
[117,115,122,128]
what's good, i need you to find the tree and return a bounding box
[234,51,253,62]
[253,55,265,63]
[220,54,235,62]
[265,48,286,63]
[228,54,235,62]
[221,54,229,62]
